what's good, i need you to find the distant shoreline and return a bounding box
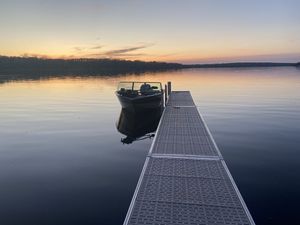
[0,56,299,79]
[184,62,299,68]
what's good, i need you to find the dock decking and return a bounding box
[124,91,255,225]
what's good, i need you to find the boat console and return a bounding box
[117,82,162,97]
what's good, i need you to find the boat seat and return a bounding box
[140,83,154,95]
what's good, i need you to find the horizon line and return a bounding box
[0,54,299,65]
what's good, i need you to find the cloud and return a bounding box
[74,47,85,52]
[73,45,103,54]
[18,43,154,60]
[105,46,146,55]
[90,45,103,50]
[85,52,146,58]
[101,43,154,57]
[20,53,50,59]
[79,43,154,58]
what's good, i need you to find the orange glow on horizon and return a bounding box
[2,50,299,64]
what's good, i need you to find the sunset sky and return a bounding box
[0,0,299,63]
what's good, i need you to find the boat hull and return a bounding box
[116,93,163,112]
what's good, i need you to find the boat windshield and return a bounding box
[117,82,162,96]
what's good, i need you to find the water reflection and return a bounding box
[0,67,300,225]
[116,107,163,144]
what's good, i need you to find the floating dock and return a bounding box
[124,91,255,225]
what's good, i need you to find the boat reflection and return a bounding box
[116,107,163,144]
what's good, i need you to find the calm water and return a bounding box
[0,67,300,225]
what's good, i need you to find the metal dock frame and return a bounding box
[123,91,255,225]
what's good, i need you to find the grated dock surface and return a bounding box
[124,91,255,225]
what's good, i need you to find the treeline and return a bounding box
[184,62,298,68]
[0,56,299,79]
[0,56,183,76]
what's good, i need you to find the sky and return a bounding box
[0,0,299,63]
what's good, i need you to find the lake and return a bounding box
[0,67,300,225]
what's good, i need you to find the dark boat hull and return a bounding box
[116,93,163,112]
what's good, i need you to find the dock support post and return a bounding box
[164,84,168,106]
[167,81,172,96]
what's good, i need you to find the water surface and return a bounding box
[0,67,300,225]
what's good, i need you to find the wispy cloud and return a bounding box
[104,44,152,56]
[90,45,103,50]
[73,44,103,52]
[20,53,50,58]
[19,43,154,60]
[85,43,154,58]
[75,43,154,59]
[73,47,85,52]
[85,52,146,58]
[19,53,78,59]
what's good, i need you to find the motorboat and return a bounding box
[116,82,164,112]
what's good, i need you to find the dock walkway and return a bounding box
[124,91,255,225]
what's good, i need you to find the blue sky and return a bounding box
[0,0,299,63]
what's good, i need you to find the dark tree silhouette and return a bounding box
[0,56,298,83]
[0,56,183,75]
